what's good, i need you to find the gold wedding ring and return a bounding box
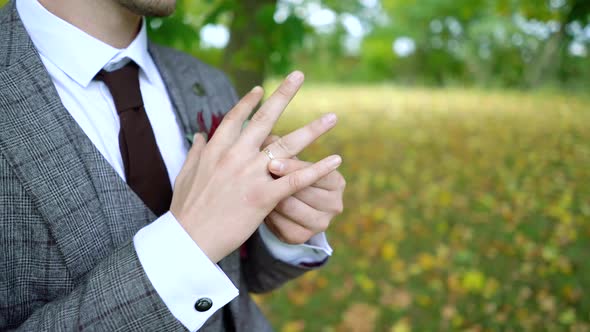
[263,148,275,161]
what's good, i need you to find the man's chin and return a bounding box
[116,0,177,18]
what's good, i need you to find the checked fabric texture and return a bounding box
[0,1,315,331]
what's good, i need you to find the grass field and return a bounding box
[254,85,590,332]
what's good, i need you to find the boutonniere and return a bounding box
[186,111,224,145]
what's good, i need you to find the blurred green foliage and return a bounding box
[373,0,590,88]
[144,0,590,92]
[2,0,588,91]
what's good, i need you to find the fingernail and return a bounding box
[251,86,262,93]
[322,113,337,125]
[193,133,206,142]
[327,155,342,168]
[269,160,284,173]
[287,71,304,84]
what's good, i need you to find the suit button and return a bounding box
[194,297,213,312]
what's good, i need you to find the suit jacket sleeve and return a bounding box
[9,243,186,332]
[0,153,185,331]
[242,229,314,294]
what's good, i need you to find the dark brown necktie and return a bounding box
[95,62,172,217]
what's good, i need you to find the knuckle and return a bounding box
[318,161,333,176]
[276,85,293,99]
[316,216,330,232]
[324,198,341,215]
[263,135,280,148]
[309,212,328,232]
[288,174,305,191]
[283,230,310,245]
[216,151,237,168]
[244,188,268,208]
[273,229,290,244]
[173,173,185,191]
[262,135,278,147]
[275,137,294,156]
[223,108,240,121]
[251,109,270,124]
[276,199,291,213]
[282,235,299,245]
[308,167,320,182]
[301,229,315,242]
[333,200,344,214]
[310,117,325,132]
[336,175,347,190]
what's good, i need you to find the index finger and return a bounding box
[239,71,304,148]
[269,158,345,191]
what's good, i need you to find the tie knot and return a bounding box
[95,61,144,113]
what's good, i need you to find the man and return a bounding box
[0,0,345,331]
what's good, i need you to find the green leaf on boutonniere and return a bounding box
[185,120,248,145]
[185,133,194,145]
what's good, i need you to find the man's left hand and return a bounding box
[262,136,346,244]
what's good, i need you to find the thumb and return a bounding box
[273,155,342,199]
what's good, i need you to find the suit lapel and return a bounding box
[0,2,155,281]
[1,0,241,286]
[148,44,194,136]
[148,43,240,138]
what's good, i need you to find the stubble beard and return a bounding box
[115,0,176,17]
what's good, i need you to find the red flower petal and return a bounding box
[209,112,224,138]
[197,112,207,137]
[197,112,225,139]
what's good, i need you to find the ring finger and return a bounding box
[258,112,337,164]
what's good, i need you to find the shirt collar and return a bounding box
[17,0,154,88]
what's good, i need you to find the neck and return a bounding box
[38,0,141,49]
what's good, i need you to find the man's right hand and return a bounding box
[170,71,341,263]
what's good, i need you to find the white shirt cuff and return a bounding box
[133,212,239,331]
[258,223,333,266]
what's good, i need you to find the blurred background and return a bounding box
[144,0,589,94]
[5,0,590,330]
[146,1,589,330]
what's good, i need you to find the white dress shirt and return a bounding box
[17,1,331,331]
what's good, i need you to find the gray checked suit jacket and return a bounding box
[0,1,313,330]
